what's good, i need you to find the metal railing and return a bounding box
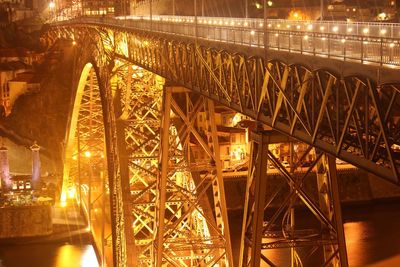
[60,15,400,67]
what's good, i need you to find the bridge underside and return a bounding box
[45,21,400,267]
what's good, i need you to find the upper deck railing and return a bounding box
[58,15,400,67]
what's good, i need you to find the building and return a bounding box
[192,107,249,170]
[0,48,43,116]
[81,0,114,16]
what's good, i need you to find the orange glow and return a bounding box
[288,10,309,20]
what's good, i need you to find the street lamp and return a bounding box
[49,1,55,21]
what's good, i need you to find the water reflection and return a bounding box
[230,202,400,266]
[0,243,98,267]
[344,221,371,267]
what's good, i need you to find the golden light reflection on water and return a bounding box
[81,246,100,267]
[55,245,99,267]
[344,221,370,267]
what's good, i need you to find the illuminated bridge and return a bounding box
[44,14,400,267]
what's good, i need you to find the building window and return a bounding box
[226,147,230,155]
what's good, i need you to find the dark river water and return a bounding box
[0,202,399,267]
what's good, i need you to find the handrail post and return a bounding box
[380,37,383,66]
[361,36,364,64]
[327,33,330,58]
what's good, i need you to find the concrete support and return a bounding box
[0,146,10,190]
[31,142,41,190]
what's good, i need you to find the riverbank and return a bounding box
[0,203,90,246]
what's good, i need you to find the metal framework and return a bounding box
[48,22,400,184]
[45,17,400,267]
[240,132,348,266]
[62,64,113,267]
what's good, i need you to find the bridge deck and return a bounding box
[98,15,400,68]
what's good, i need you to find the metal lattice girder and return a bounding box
[154,88,233,266]
[62,64,115,267]
[112,62,232,266]
[47,24,400,184]
[240,133,348,267]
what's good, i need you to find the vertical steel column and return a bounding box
[115,83,137,267]
[239,130,269,267]
[327,155,349,267]
[316,152,335,264]
[155,87,172,267]
[316,153,349,266]
[206,99,234,266]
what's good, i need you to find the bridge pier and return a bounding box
[240,131,349,267]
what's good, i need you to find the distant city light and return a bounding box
[378,12,387,20]
[363,28,369,34]
[267,1,273,7]
[49,1,55,9]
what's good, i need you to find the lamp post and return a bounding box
[49,1,55,20]
[150,0,152,29]
[194,0,198,40]
[245,0,248,18]
[320,0,324,20]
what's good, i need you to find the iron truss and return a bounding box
[113,63,233,266]
[240,132,348,266]
[55,26,234,266]
[44,20,400,267]
[47,22,400,184]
